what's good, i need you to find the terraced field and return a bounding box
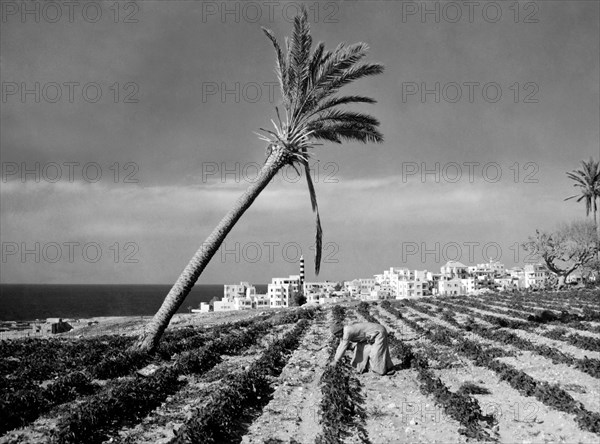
[1,290,599,443]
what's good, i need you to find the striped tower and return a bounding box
[299,255,305,287]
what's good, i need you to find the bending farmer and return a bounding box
[332,322,395,376]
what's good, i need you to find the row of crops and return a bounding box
[0,307,318,442]
[427,297,600,354]
[171,316,313,443]
[429,301,600,378]
[355,302,498,441]
[316,305,369,444]
[311,293,598,443]
[378,298,600,435]
[2,290,599,443]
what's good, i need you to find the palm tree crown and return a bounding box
[131,8,384,353]
[259,6,384,273]
[565,157,600,221]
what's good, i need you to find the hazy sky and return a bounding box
[1,0,599,284]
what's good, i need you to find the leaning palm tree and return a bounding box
[133,7,384,353]
[565,157,600,238]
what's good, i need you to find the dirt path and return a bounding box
[385,305,600,443]
[402,305,600,414]
[466,298,600,337]
[349,309,468,444]
[112,354,258,444]
[447,303,600,339]
[484,295,599,315]
[113,323,294,443]
[241,311,330,443]
[420,300,600,361]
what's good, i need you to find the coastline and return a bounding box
[0,308,280,341]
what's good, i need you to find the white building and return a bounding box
[376,268,407,296]
[214,283,270,311]
[355,278,376,298]
[252,294,270,309]
[306,292,321,304]
[391,269,427,298]
[460,277,476,294]
[441,261,469,279]
[195,303,210,313]
[304,281,337,296]
[267,275,301,307]
[476,259,505,276]
[438,277,464,296]
[377,267,427,299]
[494,277,517,291]
[524,263,548,288]
[344,279,361,297]
[214,299,236,311]
[361,283,391,301]
[506,267,523,278]
[397,280,424,298]
[224,281,255,299]
[505,267,526,289]
[243,287,269,309]
[236,296,253,310]
[428,273,442,295]
[468,266,495,282]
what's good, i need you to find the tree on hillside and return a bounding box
[522,220,599,289]
[291,290,307,306]
[579,257,600,284]
[565,157,600,238]
[133,7,384,353]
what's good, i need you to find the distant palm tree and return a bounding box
[565,157,600,237]
[134,7,384,353]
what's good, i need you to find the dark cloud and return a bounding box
[1,1,598,283]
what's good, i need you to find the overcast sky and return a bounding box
[1,0,599,284]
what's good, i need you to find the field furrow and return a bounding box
[354,304,496,443]
[2,291,600,444]
[169,316,314,443]
[241,310,330,443]
[110,323,294,444]
[422,300,600,361]
[374,307,584,444]
[384,301,600,439]
[401,303,600,413]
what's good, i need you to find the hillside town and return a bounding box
[197,256,586,313]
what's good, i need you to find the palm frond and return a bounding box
[308,42,325,89]
[284,36,293,108]
[320,63,385,97]
[315,109,380,127]
[262,27,289,100]
[301,158,323,275]
[301,43,371,112]
[301,63,383,119]
[296,96,377,127]
[287,6,312,113]
[258,7,384,275]
[314,42,370,84]
[308,121,384,144]
[565,158,600,220]
[315,95,377,112]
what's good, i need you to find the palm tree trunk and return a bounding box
[595,204,600,262]
[595,204,598,241]
[133,148,288,353]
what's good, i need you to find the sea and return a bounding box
[0,284,268,321]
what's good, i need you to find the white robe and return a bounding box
[333,322,394,375]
